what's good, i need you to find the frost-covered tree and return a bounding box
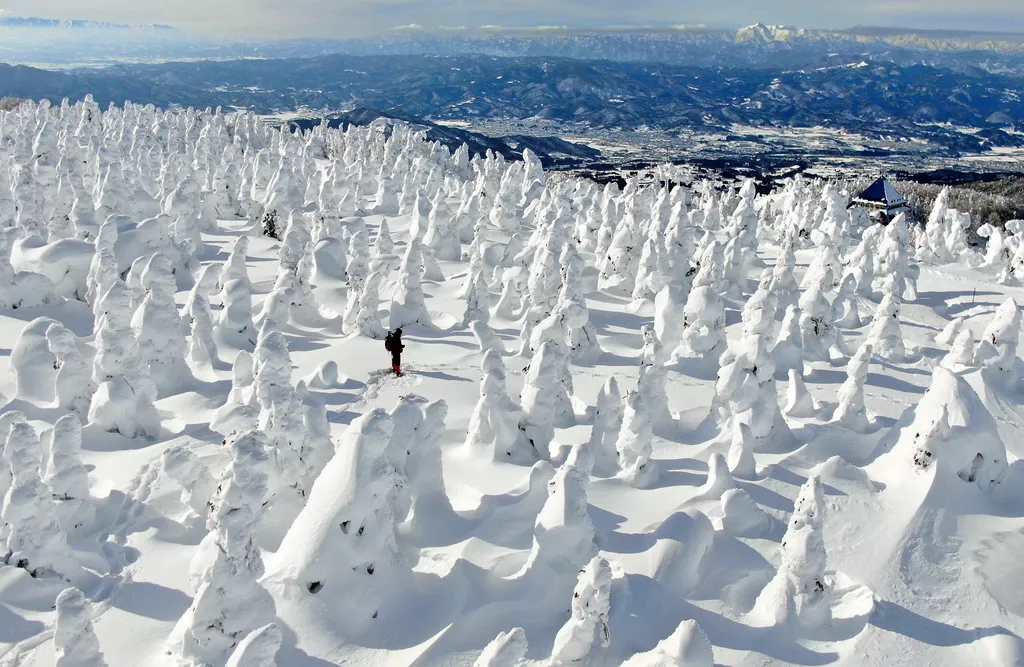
[474,627,528,667]
[678,285,726,360]
[520,339,573,458]
[830,274,861,329]
[942,327,976,370]
[44,414,95,532]
[374,218,395,256]
[654,283,688,359]
[217,278,257,350]
[469,319,507,355]
[833,342,872,431]
[715,332,785,442]
[638,325,671,429]
[974,298,1022,384]
[588,377,623,477]
[550,556,613,665]
[254,321,312,498]
[54,588,109,667]
[772,305,804,380]
[390,238,433,329]
[620,620,714,667]
[3,422,78,578]
[519,444,596,577]
[740,272,779,348]
[466,350,535,464]
[90,280,160,438]
[186,291,219,376]
[162,444,220,520]
[935,317,965,347]
[754,475,830,628]
[225,623,282,667]
[463,267,492,328]
[616,390,658,488]
[173,429,277,666]
[132,252,192,394]
[727,422,757,479]
[46,323,96,416]
[295,380,334,484]
[784,369,816,418]
[265,409,411,630]
[423,198,462,261]
[798,282,835,363]
[213,350,259,436]
[864,282,905,362]
[352,268,386,339]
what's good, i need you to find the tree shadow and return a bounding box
[113,580,193,622]
[869,599,1021,648]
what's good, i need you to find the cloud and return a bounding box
[2,0,1022,38]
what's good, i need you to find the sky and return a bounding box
[2,0,1022,38]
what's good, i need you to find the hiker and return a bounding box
[385,328,404,376]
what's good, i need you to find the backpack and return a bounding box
[384,332,393,352]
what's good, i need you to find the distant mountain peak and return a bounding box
[0,16,176,31]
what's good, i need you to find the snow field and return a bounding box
[0,99,1022,667]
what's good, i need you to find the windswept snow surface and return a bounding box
[1,99,1023,667]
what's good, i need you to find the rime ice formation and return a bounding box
[54,588,109,667]
[753,475,830,628]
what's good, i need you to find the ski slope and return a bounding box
[0,99,1023,667]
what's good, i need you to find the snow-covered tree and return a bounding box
[173,429,277,666]
[46,323,96,416]
[351,267,386,339]
[637,325,671,429]
[225,623,282,667]
[132,252,192,394]
[654,283,688,358]
[771,305,803,379]
[549,556,613,665]
[678,285,726,360]
[265,409,411,630]
[254,320,312,498]
[90,280,160,439]
[715,332,785,442]
[217,278,257,350]
[54,588,109,667]
[519,444,596,577]
[186,291,219,376]
[942,327,976,370]
[588,377,623,477]
[162,444,220,520]
[864,283,904,362]
[390,238,432,329]
[616,390,658,488]
[474,628,528,667]
[44,414,95,532]
[974,298,1022,384]
[466,350,535,464]
[727,422,757,479]
[935,316,965,347]
[784,369,817,418]
[798,282,835,362]
[830,274,861,329]
[754,475,830,628]
[519,340,572,459]
[3,422,78,578]
[833,342,872,430]
[620,620,714,667]
[374,219,395,256]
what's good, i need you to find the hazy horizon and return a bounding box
[1,2,1022,40]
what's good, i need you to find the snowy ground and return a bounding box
[1,102,1024,667]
